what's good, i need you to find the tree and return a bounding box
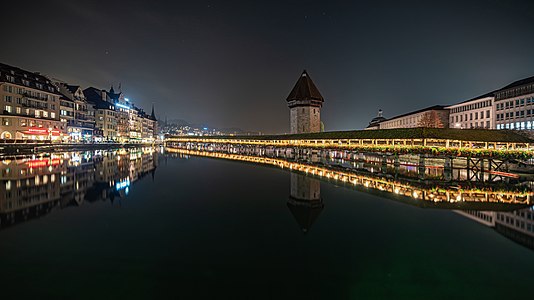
[417,111,444,128]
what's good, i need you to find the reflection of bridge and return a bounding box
[166,133,534,183]
[165,148,533,208]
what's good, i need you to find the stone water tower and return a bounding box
[286,70,324,134]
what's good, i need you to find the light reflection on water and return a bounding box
[167,148,534,250]
[0,147,158,229]
[0,147,534,298]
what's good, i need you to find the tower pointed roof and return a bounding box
[150,104,157,120]
[286,70,324,102]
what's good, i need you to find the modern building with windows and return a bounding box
[0,63,65,141]
[377,105,449,129]
[494,76,534,131]
[446,92,494,129]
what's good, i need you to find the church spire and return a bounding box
[151,104,156,120]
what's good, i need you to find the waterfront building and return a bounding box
[377,105,449,129]
[0,63,65,141]
[83,87,118,142]
[105,87,130,142]
[446,93,495,129]
[365,109,387,130]
[286,70,324,134]
[494,76,534,131]
[57,84,95,142]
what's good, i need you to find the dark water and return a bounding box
[0,148,533,299]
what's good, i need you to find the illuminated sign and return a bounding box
[27,159,61,168]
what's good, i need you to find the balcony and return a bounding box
[22,92,49,102]
[21,102,48,110]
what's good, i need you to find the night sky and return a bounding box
[2,0,534,133]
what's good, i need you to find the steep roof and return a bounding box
[0,62,60,95]
[106,86,121,101]
[65,84,80,94]
[385,105,447,122]
[150,104,157,121]
[499,75,534,90]
[286,70,324,102]
[83,87,115,110]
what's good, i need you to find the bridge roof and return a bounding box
[174,128,533,143]
[286,70,324,102]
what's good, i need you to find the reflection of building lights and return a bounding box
[116,178,130,191]
[165,148,533,205]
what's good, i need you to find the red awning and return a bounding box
[20,127,63,136]
[22,127,48,135]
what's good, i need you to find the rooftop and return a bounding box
[383,105,447,122]
[286,70,324,102]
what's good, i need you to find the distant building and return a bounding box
[446,92,494,129]
[377,105,449,129]
[494,76,534,131]
[286,70,324,134]
[0,62,65,141]
[365,109,387,130]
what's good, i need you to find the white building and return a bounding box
[377,105,449,129]
[446,93,494,129]
[494,76,534,131]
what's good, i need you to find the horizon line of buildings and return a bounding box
[366,74,534,132]
[0,62,157,143]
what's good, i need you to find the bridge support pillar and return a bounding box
[444,156,452,181]
[418,155,426,179]
[381,155,388,173]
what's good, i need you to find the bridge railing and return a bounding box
[165,136,530,151]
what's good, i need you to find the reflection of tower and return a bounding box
[287,172,324,233]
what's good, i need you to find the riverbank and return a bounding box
[0,142,159,155]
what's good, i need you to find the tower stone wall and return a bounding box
[290,106,321,134]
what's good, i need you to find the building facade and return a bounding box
[446,93,494,129]
[378,105,449,129]
[0,63,65,141]
[286,70,324,134]
[494,76,534,131]
[84,87,118,141]
[57,84,95,142]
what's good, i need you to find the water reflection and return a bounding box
[167,148,534,250]
[0,148,158,229]
[288,172,323,233]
